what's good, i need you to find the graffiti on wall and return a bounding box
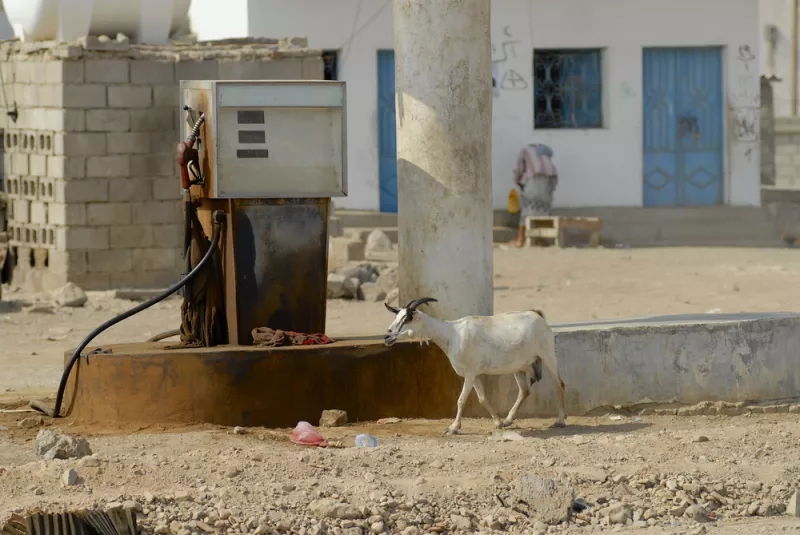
[729,45,760,162]
[736,44,756,72]
[492,26,528,97]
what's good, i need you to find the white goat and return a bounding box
[384,297,566,434]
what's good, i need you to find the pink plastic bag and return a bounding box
[290,421,328,447]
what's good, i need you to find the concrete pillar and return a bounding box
[393,0,494,320]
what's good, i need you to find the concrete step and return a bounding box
[345,226,517,245]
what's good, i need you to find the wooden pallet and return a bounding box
[524,216,603,248]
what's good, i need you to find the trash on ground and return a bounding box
[608,414,624,421]
[355,434,377,448]
[290,421,329,447]
[252,327,334,347]
[572,498,592,512]
[377,417,401,424]
[490,430,526,442]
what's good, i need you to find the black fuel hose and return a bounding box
[31,211,226,419]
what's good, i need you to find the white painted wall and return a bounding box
[188,0,249,41]
[190,0,761,210]
[760,0,794,117]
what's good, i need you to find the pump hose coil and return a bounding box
[30,211,226,418]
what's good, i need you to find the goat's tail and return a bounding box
[531,309,546,321]
[527,357,543,388]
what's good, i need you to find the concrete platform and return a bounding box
[62,313,800,427]
[484,312,800,418]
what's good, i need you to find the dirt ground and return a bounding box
[1,246,800,533]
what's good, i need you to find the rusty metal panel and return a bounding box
[229,198,328,344]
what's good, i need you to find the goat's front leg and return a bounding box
[446,374,474,435]
[472,376,504,430]
[503,372,530,427]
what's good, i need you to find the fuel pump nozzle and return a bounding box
[176,109,206,297]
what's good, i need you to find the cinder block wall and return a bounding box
[776,116,800,190]
[0,37,323,291]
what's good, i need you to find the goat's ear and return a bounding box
[384,302,400,314]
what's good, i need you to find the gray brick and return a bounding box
[88,249,133,273]
[131,61,174,84]
[87,202,132,225]
[108,86,151,108]
[85,59,129,83]
[29,154,47,176]
[48,249,88,275]
[129,109,176,132]
[54,179,109,203]
[55,133,107,156]
[86,109,130,132]
[152,177,180,200]
[152,224,182,248]
[12,153,28,175]
[87,155,129,177]
[175,60,218,81]
[70,272,111,290]
[63,84,107,108]
[132,247,177,271]
[153,85,178,107]
[48,156,86,179]
[109,178,153,202]
[107,133,150,154]
[131,200,181,224]
[36,84,61,107]
[58,226,110,250]
[110,269,176,289]
[30,201,47,224]
[110,225,155,248]
[218,59,305,80]
[44,60,84,84]
[130,153,173,177]
[48,202,87,225]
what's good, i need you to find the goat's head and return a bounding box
[383,297,438,346]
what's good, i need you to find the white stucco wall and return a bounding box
[759,0,794,118]
[190,0,761,210]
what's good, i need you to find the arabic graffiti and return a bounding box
[492,26,528,94]
[736,44,755,72]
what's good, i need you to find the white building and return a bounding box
[190,0,761,213]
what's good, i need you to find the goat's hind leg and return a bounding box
[502,371,530,427]
[446,374,475,435]
[542,334,567,428]
[472,376,504,429]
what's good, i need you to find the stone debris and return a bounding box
[365,229,393,257]
[35,429,92,460]
[61,468,78,486]
[515,473,575,524]
[17,415,43,428]
[319,409,348,428]
[52,283,88,308]
[328,262,398,301]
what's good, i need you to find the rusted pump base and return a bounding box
[62,338,461,428]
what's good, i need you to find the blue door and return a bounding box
[642,48,723,207]
[377,50,397,213]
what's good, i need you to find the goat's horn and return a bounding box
[407,297,438,311]
[384,302,400,314]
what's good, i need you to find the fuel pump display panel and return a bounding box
[216,106,343,198]
[179,80,347,199]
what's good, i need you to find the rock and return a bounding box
[788,491,800,517]
[360,282,386,302]
[693,435,710,443]
[308,499,362,520]
[78,457,101,468]
[515,473,575,524]
[337,264,379,284]
[17,415,44,428]
[282,483,296,492]
[450,515,471,529]
[225,468,241,478]
[370,520,385,533]
[376,266,399,295]
[25,303,55,314]
[327,273,348,299]
[400,527,419,535]
[606,504,633,525]
[758,502,784,516]
[344,528,364,535]
[532,521,548,534]
[746,502,760,516]
[746,481,762,493]
[330,237,365,264]
[320,409,348,428]
[233,426,246,435]
[684,504,710,522]
[365,229,393,257]
[343,277,362,299]
[36,429,92,460]
[385,288,400,306]
[53,283,88,307]
[62,468,78,486]
[430,460,444,469]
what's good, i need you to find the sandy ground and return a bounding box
[1,246,800,533]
